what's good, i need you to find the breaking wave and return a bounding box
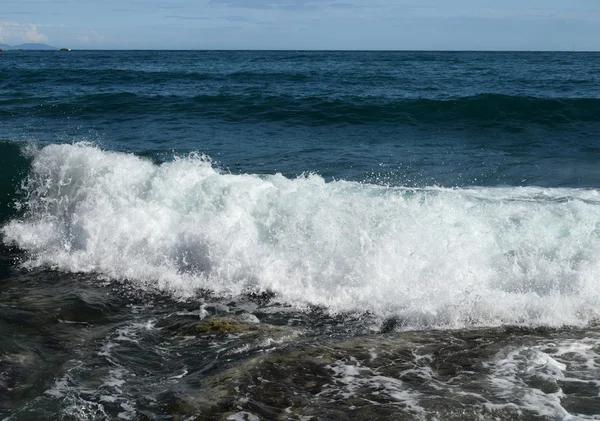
[3,143,600,329]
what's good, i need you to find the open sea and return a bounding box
[2,50,600,420]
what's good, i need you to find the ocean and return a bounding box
[1,50,600,420]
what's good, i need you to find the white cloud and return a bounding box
[0,20,48,43]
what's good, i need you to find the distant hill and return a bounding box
[0,43,58,50]
[11,43,57,50]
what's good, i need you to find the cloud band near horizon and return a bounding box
[1,0,598,50]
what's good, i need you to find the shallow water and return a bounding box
[2,271,600,419]
[2,257,599,420]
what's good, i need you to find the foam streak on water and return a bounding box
[3,143,600,329]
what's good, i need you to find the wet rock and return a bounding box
[163,316,293,341]
[170,328,587,421]
[194,318,257,335]
[154,391,198,421]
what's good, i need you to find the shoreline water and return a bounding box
[2,50,600,420]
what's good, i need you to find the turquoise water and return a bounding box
[1,51,600,420]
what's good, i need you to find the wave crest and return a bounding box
[3,143,600,329]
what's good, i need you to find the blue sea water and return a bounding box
[1,50,600,420]
[3,50,600,187]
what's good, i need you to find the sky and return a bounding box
[0,0,599,50]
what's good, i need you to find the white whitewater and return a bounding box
[3,143,600,329]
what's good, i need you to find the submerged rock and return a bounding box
[194,317,258,335]
[169,328,599,421]
[163,316,287,338]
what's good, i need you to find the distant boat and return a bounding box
[59,48,71,51]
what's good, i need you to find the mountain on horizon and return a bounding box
[0,43,58,50]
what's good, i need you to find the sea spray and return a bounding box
[3,143,600,328]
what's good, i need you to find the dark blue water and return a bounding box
[2,51,600,420]
[2,50,600,188]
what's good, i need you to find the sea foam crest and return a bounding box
[3,143,600,328]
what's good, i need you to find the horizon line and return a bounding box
[1,47,598,53]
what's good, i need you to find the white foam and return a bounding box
[4,143,600,328]
[227,412,261,421]
[323,359,425,414]
[486,338,600,420]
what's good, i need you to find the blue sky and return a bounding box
[0,0,598,50]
